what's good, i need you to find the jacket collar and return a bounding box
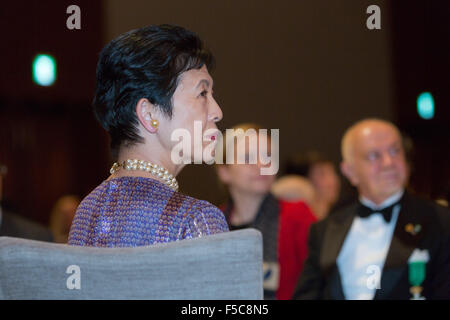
[320,192,431,300]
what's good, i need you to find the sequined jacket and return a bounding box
[68,176,229,247]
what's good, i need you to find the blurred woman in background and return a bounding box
[49,195,80,243]
[273,151,341,220]
[216,123,316,300]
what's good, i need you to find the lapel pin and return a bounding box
[405,223,421,236]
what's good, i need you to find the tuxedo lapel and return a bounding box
[375,193,430,300]
[320,206,355,299]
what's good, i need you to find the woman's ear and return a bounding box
[136,98,159,133]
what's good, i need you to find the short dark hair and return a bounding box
[93,24,214,157]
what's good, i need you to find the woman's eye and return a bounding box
[200,90,208,97]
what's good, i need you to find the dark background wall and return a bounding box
[0,0,448,224]
[0,1,107,223]
[105,0,395,205]
[390,1,450,200]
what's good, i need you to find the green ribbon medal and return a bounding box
[408,249,429,300]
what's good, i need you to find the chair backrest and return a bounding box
[0,229,263,299]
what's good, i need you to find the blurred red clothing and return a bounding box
[277,200,317,299]
[221,197,317,299]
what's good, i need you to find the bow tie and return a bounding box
[357,201,401,223]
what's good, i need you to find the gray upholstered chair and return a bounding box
[0,229,263,299]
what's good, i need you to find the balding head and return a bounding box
[340,119,408,204]
[341,119,402,164]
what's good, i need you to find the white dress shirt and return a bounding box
[337,189,404,300]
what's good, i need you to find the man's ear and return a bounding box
[340,161,359,186]
[216,165,231,185]
[136,98,158,133]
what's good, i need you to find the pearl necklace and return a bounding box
[110,159,179,191]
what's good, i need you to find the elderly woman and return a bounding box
[68,25,228,247]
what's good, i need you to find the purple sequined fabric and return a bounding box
[68,176,229,247]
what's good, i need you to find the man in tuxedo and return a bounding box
[293,119,450,300]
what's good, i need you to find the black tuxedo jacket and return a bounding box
[293,192,450,300]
